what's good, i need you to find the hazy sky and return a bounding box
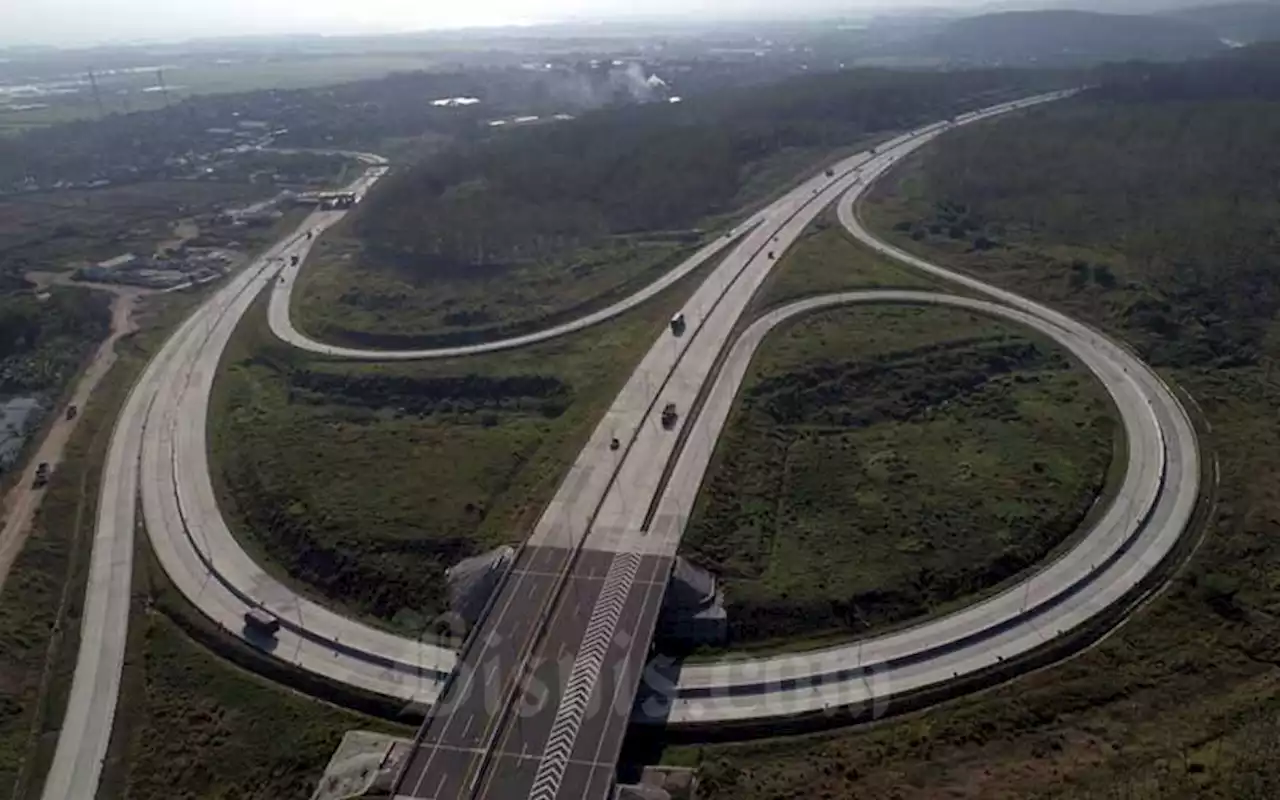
[1,0,984,48]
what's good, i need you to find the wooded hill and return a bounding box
[354,67,1067,274]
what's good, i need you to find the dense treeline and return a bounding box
[1095,41,1280,103]
[357,67,1066,272]
[289,370,571,418]
[887,47,1280,370]
[0,288,110,395]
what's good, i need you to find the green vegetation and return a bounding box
[926,9,1226,66]
[0,287,211,797]
[294,221,699,349]
[213,255,709,632]
[682,303,1114,646]
[319,66,1063,341]
[0,280,387,799]
[750,215,936,308]
[0,319,129,797]
[682,43,1280,799]
[111,615,396,800]
[0,288,110,393]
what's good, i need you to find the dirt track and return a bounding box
[0,284,145,592]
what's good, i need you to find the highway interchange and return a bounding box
[40,88,1200,800]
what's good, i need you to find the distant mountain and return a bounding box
[1166,1,1280,44]
[928,9,1228,65]
[974,0,1268,14]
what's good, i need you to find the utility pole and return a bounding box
[87,69,105,119]
[156,67,171,108]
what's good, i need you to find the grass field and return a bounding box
[675,95,1280,799]
[109,613,399,800]
[292,219,700,349]
[0,53,436,129]
[211,248,718,634]
[681,252,1115,648]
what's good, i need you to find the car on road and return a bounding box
[670,312,686,336]
[825,168,835,177]
[65,405,77,421]
[609,437,620,451]
[33,462,50,488]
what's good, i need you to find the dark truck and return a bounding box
[243,607,281,637]
[661,402,679,430]
[33,462,51,488]
[670,312,686,336]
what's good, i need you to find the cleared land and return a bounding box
[682,68,1280,798]
[681,303,1115,648]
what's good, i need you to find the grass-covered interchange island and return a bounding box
[685,43,1280,800]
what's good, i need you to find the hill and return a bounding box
[1167,1,1280,44]
[354,67,1062,291]
[929,9,1227,65]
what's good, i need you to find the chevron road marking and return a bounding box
[527,552,641,800]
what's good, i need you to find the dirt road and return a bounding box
[0,284,146,592]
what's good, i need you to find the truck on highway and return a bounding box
[244,607,281,637]
[670,312,686,336]
[661,403,679,430]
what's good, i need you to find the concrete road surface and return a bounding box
[45,89,1177,800]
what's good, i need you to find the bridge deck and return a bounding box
[395,547,672,800]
